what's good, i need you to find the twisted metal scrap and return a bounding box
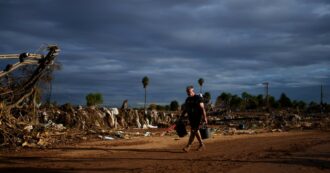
[0,45,60,108]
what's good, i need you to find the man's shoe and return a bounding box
[197,144,205,151]
[183,146,191,152]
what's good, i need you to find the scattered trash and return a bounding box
[114,131,125,138]
[104,136,114,140]
[37,138,48,146]
[98,135,114,140]
[147,125,158,129]
[144,132,151,137]
[238,124,245,130]
[271,129,283,132]
[24,125,33,133]
[22,141,37,148]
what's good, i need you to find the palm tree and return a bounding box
[142,76,149,113]
[198,78,204,93]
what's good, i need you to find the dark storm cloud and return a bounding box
[0,0,329,106]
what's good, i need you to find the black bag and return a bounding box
[175,119,187,137]
[199,123,211,139]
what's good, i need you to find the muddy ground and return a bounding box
[0,130,330,173]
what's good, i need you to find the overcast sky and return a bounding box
[1,0,329,107]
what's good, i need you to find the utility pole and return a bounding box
[263,82,269,111]
[321,84,324,113]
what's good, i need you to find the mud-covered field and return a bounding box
[1,130,329,173]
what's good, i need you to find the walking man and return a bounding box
[181,85,208,152]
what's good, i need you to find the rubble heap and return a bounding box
[0,45,61,147]
[0,103,178,148]
[208,110,330,135]
[2,101,330,148]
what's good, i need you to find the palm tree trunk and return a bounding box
[144,87,147,114]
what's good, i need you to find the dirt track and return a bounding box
[1,130,330,173]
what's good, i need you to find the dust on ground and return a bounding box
[1,130,329,173]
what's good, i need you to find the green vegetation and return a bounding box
[146,100,180,111]
[214,91,328,113]
[203,92,211,104]
[85,92,103,107]
[170,100,180,111]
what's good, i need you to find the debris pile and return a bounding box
[0,103,179,148]
[0,45,62,148]
[2,102,329,148]
[208,110,330,135]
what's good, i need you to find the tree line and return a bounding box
[214,91,328,113]
[146,91,328,114]
[85,76,328,113]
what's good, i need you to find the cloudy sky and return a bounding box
[1,0,329,107]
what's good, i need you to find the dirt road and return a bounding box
[1,130,330,173]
